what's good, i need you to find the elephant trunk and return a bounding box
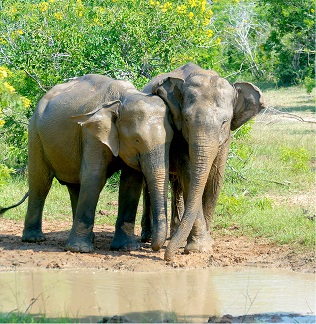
[164,135,217,261]
[140,144,170,251]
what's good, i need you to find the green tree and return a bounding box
[259,0,315,86]
[0,0,221,170]
[210,0,269,81]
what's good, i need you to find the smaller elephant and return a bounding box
[142,63,265,260]
[14,74,173,252]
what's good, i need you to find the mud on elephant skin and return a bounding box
[18,74,173,253]
[142,62,265,261]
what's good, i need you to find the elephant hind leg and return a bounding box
[170,174,183,238]
[66,183,80,221]
[22,136,54,243]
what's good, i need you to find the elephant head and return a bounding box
[72,81,173,250]
[143,63,265,260]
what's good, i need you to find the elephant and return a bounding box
[19,74,173,253]
[141,62,265,261]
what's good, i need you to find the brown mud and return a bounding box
[0,218,314,273]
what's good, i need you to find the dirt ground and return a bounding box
[0,218,314,273]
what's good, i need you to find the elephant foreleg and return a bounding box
[65,141,108,253]
[111,166,143,251]
[184,204,213,254]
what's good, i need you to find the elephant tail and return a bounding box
[0,192,29,216]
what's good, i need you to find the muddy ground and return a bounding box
[0,218,314,273]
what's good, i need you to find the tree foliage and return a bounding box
[0,0,314,174]
[259,0,315,86]
[0,0,219,171]
[0,67,29,171]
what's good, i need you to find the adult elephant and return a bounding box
[20,74,173,253]
[142,63,265,261]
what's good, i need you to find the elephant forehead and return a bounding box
[123,95,167,115]
[186,76,234,104]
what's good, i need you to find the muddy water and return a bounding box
[0,268,315,322]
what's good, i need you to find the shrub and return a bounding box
[0,164,15,186]
[0,67,30,169]
[0,0,221,171]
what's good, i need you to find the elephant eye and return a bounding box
[135,137,140,143]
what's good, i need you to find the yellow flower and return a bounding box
[201,0,206,11]
[54,12,63,20]
[216,37,221,44]
[205,9,213,18]
[161,1,172,12]
[0,67,8,79]
[39,2,49,12]
[0,119,5,127]
[188,0,197,8]
[188,11,194,19]
[207,29,213,38]
[4,82,15,94]
[16,30,24,35]
[203,18,210,26]
[311,8,315,13]
[99,7,106,14]
[21,97,31,108]
[177,5,187,14]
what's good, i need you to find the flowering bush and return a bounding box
[1,0,219,93]
[0,66,29,172]
[0,0,221,170]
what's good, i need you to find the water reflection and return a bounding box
[0,268,315,322]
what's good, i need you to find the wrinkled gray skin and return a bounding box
[23,74,173,252]
[142,63,265,261]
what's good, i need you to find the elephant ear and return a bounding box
[71,101,120,156]
[231,82,265,131]
[152,76,184,131]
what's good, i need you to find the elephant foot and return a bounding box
[22,228,46,243]
[110,234,140,251]
[111,223,140,251]
[164,246,176,261]
[140,229,152,243]
[65,230,95,253]
[184,233,213,254]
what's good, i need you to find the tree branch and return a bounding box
[259,107,316,124]
[23,69,47,93]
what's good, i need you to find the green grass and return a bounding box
[0,85,315,250]
[213,85,316,250]
[0,313,76,323]
[0,175,121,226]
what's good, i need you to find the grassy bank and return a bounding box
[0,86,315,250]
[0,313,75,323]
